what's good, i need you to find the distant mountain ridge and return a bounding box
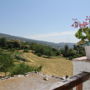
[0,33,75,49]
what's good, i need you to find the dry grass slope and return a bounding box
[22,52,73,77]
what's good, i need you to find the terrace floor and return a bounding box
[0,72,63,90]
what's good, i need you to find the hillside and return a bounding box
[0,33,74,49]
[21,52,73,76]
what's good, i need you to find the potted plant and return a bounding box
[72,16,90,59]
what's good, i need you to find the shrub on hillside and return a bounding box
[10,63,42,76]
[15,55,27,62]
[30,43,60,57]
[0,53,14,76]
[23,49,29,52]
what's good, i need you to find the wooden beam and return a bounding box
[54,72,90,90]
[76,83,83,90]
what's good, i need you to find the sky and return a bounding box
[0,0,90,43]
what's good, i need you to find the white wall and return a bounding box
[73,61,90,90]
[85,46,90,59]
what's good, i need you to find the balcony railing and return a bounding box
[54,72,90,90]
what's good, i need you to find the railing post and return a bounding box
[54,72,90,90]
[76,83,83,90]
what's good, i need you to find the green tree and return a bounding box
[0,38,7,48]
[0,53,14,76]
[75,27,90,45]
[64,45,69,57]
[7,40,21,49]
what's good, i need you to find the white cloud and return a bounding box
[24,30,78,43]
[28,30,76,38]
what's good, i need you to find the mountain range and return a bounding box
[0,33,75,49]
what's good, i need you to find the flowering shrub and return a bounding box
[72,16,90,45]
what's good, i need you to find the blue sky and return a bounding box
[0,0,90,43]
